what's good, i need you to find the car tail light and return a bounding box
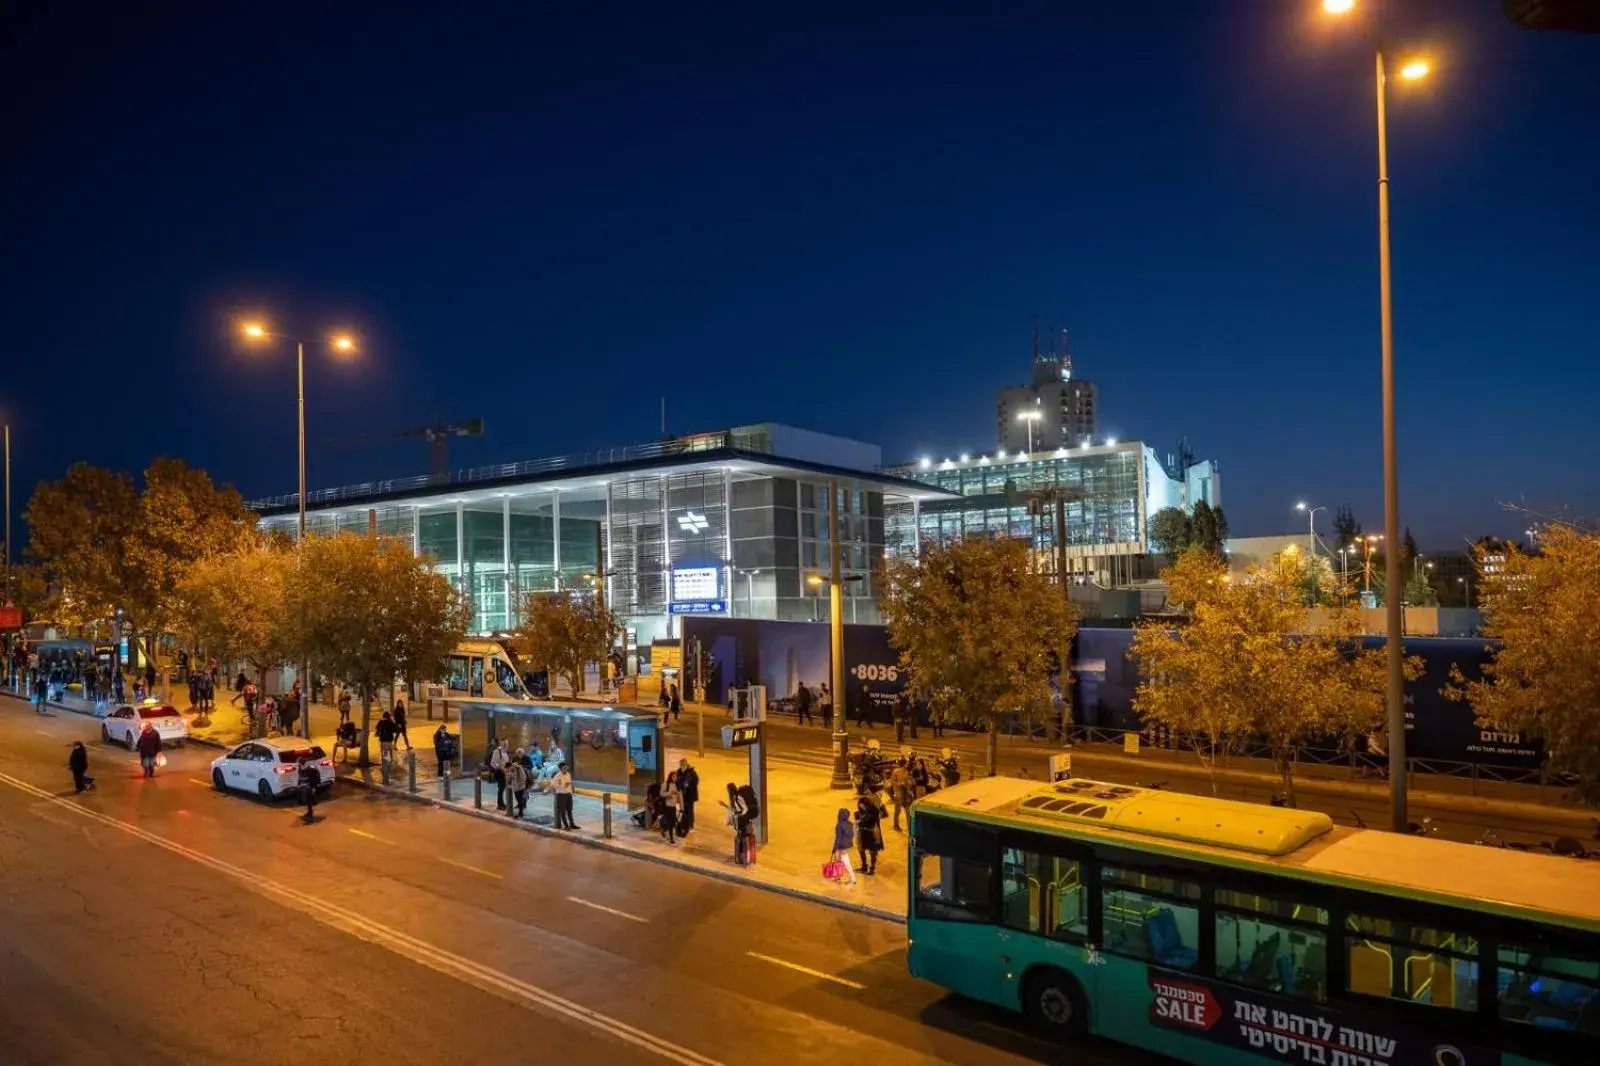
[318,759,332,768]
[274,764,296,775]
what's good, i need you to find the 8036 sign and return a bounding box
[851,664,899,682]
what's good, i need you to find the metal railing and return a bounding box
[245,433,738,511]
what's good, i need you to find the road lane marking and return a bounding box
[348,828,394,844]
[438,856,502,879]
[35,729,53,736]
[190,778,212,786]
[566,895,648,923]
[0,769,723,1066]
[745,951,865,990]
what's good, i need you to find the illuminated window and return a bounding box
[1344,914,1478,1011]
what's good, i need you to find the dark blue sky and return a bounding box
[2,2,1595,549]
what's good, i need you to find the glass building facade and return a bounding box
[254,425,950,641]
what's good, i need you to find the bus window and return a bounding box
[447,655,471,693]
[913,816,995,924]
[1497,944,1600,1034]
[469,657,484,697]
[1001,847,1087,942]
[493,657,522,696]
[1214,890,1329,1001]
[1344,914,1479,1011]
[1100,866,1200,971]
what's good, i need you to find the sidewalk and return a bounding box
[357,744,907,921]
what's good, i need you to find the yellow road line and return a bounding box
[745,951,865,990]
[348,828,394,844]
[438,856,502,879]
[566,895,648,923]
[190,778,212,786]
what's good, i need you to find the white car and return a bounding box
[102,702,189,750]
[210,737,335,801]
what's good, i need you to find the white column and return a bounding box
[455,501,465,590]
[723,466,734,612]
[911,497,921,559]
[551,490,562,589]
[502,495,512,630]
[661,475,672,633]
[604,482,615,611]
[411,506,421,556]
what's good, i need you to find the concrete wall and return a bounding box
[1303,606,1482,637]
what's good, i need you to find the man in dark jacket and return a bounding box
[676,758,700,835]
[136,723,162,778]
[433,724,455,778]
[296,755,321,822]
[392,696,411,750]
[68,742,95,793]
[374,712,399,768]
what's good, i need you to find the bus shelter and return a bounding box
[449,699,662,807]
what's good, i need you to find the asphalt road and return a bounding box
[0,698,1162,1066]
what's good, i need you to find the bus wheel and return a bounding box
[1023,968,1087,1038]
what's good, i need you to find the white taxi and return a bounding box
[210,737,335,801]
[102,702,189,750]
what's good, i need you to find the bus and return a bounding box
[440,640,544,701]
[907,776,1598,1066]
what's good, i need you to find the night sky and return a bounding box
[2,2,1595,549]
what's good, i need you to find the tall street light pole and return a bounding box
[243,322,357,739]
[1017,407,1042,455]
[1294,501,1326,600]
[826,478,851,789]
[1323,0,1431,833]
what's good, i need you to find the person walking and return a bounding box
[819,684,833,729]
[505,754,530,819]
[432,723,454,778]
[296,754,320,822]
[234,669,248,693]
[143,662,157,696]
[392,694,411,750]
[795,683,813,726]
[887,760,914,832]
[830,808,858,887]
[669,683,682,723]
[676,757,699,836]
[487,740,509,809]
[550,761,577,829]
[659,771,682,845]
[855,788,884,875]
[68,742,96,793]
[136,722,162,778]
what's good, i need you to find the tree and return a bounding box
[1450,524,1600,803]
[884,536,1078,776]
[1190,500,1228,559]
[1402,567,1438,606]
[284,533,469,764]
[1402,527,1419,566]
[1332,506,1363,552]
[1148,507,1193,559]
[23,463,141,625]
[1133,550,1416,804]
[511,590,619,698]
[178,540,294,726]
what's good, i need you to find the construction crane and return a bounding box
[322,417,485,483]
[401,418,485,482]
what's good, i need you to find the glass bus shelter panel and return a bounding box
[627,718,661,803]
[569,710,628,793]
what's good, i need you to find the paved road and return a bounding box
[0,699,1160,1066]
[661,712,1596,848]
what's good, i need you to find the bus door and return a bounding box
[997,830,1099,1007]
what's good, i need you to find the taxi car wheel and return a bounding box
[101,724,112,744]
[212,768,226,792]
[125,732,137,752]
[257,779,274,802]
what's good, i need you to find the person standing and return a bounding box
[795,683,813,725]
[659,771,682,844]
[853,689,873,729]
[432,723,454,778]
[550,761,577,829]
[234,669,248,693]
[136,722,162,778]
[887,760,913,832]
[720,782,749,864]
[940,748,961,788]
[830,809,858,887]
[669,683,682,723]
[819,684,833,730]
[505,754,530,819]
[337,689,352,724]
[143,661,157,696]
[68,742,95,793]
[392,695,411,750]
[855,788,884,875]
[374,711,399,769]
[296,755,320,822]
[676,757,699,836]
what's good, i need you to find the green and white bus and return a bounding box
[907,776,1598,1066]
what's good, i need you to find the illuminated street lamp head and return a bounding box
[1399,59,1430,81]
[1322,0,1355,14]
[330,333,357,353]
[806,573,824,588]
[1295,501,1307,511]
[241,322,268,340]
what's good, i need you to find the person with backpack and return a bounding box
[719,783,750,864]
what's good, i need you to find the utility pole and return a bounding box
[827,478,851,789]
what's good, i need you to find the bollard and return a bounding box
[408,750,418,793]
[602,792,612,839]
[442,765,452,802]
[473,773,483,810]
[380,755,390,786]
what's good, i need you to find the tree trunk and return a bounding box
[358,686,374,768]
[985,716,999,777]
[255,665,269,740]
[1276,745,1299,808]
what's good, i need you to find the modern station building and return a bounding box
[250,425,956,645]
[885,440,1221,586]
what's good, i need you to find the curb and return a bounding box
[335,770,904,924]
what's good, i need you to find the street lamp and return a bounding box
[1294,501,1326,599]
[1016,407,1043,455]
[239,320,360,737]
[1321,0,1432,833]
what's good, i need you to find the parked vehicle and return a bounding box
[102,702,188,749]
[210,737,334,801]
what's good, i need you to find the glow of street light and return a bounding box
[1295,501,1307,511]
[330,334,356,352]
[1323,0,1355,14]
[1399,59,1430,81]
[241,322,267,339]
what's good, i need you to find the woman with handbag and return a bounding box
[659,771,683,844]
[719,782,748,863]
[829,808,858,887]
